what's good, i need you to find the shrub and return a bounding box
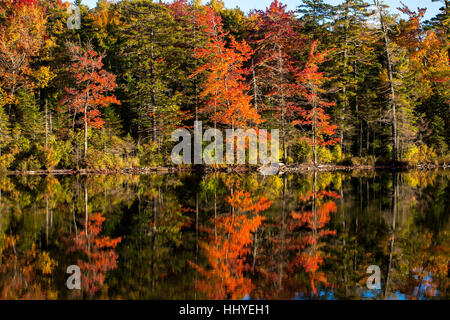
[108,134,137,158]
[343,156,376,166]
[404,145,438,165]
[292,140,312,164]
[17,155,41,171]
[318,146,333,164]
[0,153,14,172]
[85,149,127,170]
[52,139,73,168]
[439,153,450,165]
[36,145,62,170]
[332,144,343,163]
[138,142,162,167]
[9,128,31,156]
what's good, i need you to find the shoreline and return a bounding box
[2,164,448,176]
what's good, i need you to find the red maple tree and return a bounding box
[62,43,120,159]
[294,40,339,165]
[251,0,305,159]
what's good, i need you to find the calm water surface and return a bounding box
[0,170,448,300]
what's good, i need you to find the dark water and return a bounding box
[0,170,448,300]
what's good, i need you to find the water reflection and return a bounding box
[0,170,448,300]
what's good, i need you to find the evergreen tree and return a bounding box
[15,89,44,143]
[117,0,186,149]
[373,0,399,163]
[297,0,333,41]
[328,0,374,155]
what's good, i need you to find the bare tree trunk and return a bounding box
[312,171,317,268]
[341,1,350,153]
[354,60,362,157]
[367,123,370,155]
[150,28,157,146]
[252,58,258,112]
[152,103,157,143]
[360,122,363,157]
[375,0,398,164]
[193,7,199,122]
[83,86,91,160]
[84,105,88,159]
[44,97,48,149]
[278,46,287,162]
[312,88,318,166]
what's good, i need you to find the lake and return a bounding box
[0,170,448,300]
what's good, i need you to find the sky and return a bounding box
[78,0,443,20]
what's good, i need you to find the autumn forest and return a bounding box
[0,0,449,302]
[0,0,448,172]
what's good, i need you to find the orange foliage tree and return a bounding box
[192,7,261,128]
[396,4,450,99]
[0,0,47,103]
[62,43,120,159]
[295,41,339,165]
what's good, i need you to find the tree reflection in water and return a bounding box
[65,212,121,298]
[190,185,272,300]
[0,171,448,299]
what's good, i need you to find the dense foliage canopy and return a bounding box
[0,0,448,171]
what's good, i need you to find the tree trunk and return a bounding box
[367,122,370,155]
[84,105,88,159]
[278,46,287,162]
[150,28,158,146]
[45,97,48,149]
[252,58,258,112]
[341,1,350,154]
[376,0,398,164]
[312,88,318,166]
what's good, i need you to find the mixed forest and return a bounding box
[0,0,449,171]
